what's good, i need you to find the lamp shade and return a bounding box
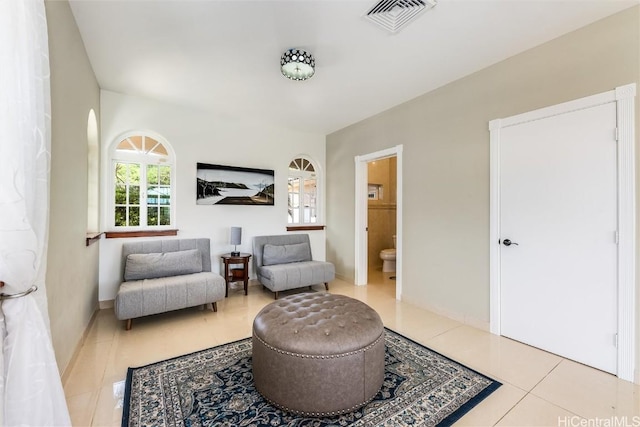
[280,48,315,81]
[230,227,242,246]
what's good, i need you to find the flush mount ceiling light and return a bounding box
[365,0,437,34]
[280,48,315,81]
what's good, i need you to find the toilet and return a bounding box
[379,235,396,273]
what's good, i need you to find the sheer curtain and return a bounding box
[0,0,71,425]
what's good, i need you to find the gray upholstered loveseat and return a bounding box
[114,238,225,330]
[253,234,335,299]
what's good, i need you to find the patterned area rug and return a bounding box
[122,328,501,427]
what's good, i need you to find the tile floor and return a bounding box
[64,272,640,426]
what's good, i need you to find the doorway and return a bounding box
[355,145,403,300]
[489,84,636,381]
[367,157,398,295]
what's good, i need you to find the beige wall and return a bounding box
[45,0,101,374]
[327,6,639,377]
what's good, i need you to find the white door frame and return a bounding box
[355,145,403,300]
[489,84,636,382]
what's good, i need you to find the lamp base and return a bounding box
[231,251,240,256]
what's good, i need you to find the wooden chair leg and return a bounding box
[125,319,132,331]
[212,302,217,312]
[274,291,279,300]
[324,282,329,291]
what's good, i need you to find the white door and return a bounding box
[499,102,618,374]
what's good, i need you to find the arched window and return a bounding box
[288,156,319,224]
[109,133,175,229]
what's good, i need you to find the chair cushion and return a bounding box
[262,242,311,266]
[257,261,335,292]
[115,272,225,320]
[124,249,203,281]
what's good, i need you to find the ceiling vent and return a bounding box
[364,0,436,34]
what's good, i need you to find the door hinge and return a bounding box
[615,231,619,244]
[615,128,619,141]
[614,333,618,348]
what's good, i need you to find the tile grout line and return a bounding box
[529,356,564,391]
[492,391,529,426]
[527,358,594,422]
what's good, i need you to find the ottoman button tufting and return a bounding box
[252,293,384,416]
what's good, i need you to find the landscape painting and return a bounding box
[196,162,274,205]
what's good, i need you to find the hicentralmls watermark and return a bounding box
[558,416,640,427]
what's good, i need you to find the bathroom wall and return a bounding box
[367,157,397,270]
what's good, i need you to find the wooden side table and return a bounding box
[220,253,252,297]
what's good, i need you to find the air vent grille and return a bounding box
[364,0,436,34]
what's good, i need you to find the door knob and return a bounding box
[503,239,519,246]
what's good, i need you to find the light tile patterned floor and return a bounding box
[64,272,640,426]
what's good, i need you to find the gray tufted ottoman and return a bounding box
[252,292,385,416]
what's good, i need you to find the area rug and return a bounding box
[122,328,501,427]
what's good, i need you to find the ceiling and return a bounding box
[69,0,637,135]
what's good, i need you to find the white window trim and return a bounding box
[107,131,177,231]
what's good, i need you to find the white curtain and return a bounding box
[0,0,71,425]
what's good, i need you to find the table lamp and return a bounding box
[230,227,242,256]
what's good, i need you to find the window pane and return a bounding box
[147,187,157,206]
[129,207,140,226]
[303,178,316,224]
[159,187,171,205]
[151,143,168,156]
[147,206,158,226]
[288,177,299,193]
[304,178,316,196]
[115,163,127,184]
[115,207,126,227]
[129,136,143,151]
[129,164,140,185]
[144,137,158,153]
[160,207,170,225]
[147,165,158,185]
[129,185,140,204]
[288,176,300,224]
[148,197,157,206]
[159,166,171,185]
[115,185,126,204]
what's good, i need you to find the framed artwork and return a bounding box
[196,163,274,205]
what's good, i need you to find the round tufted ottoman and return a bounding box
[252,292,385,416]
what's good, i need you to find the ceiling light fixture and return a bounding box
[280,48,315,81]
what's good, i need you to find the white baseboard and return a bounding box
[334,273,353,284]
[405,299,490,332]
[61,306,100,384]
[99,299,114,309]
